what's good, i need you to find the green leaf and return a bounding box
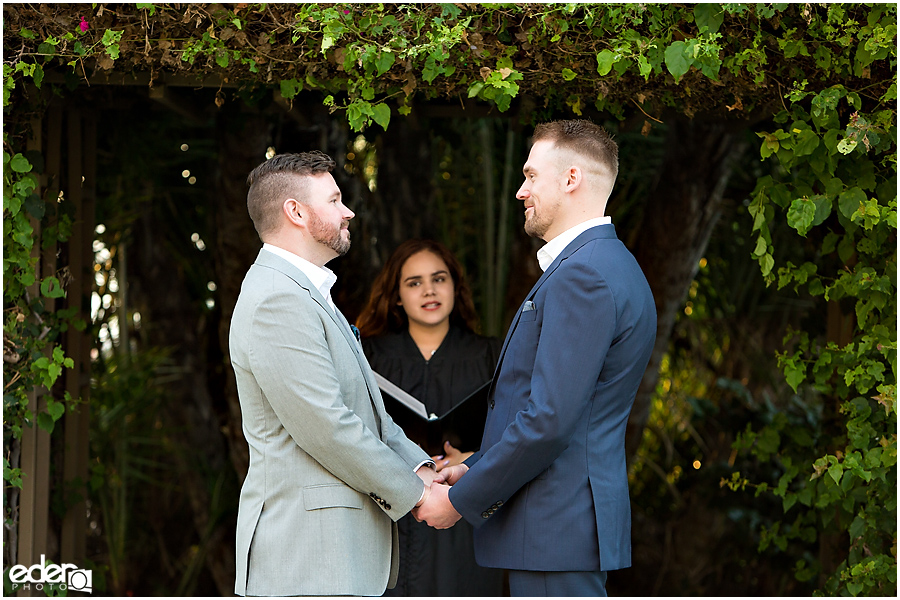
[10,154,32,173]
[784,360,805,392]
[664,41,692,82]
[375,51,394,76]
[827,463,843,484]
[752,236,767,257]
[101,29,124,47]
[46,399,65,422]
[279,78,302,100]
[596,50,616,76]
[37,412,55,433]
[760,253,774,277]
[837,138,857,154]
[216,51,229,68]
[811,195,832,226]
[40,276,66,299]
[787,198,816,236]
[636,54,652,79]
[839,187,866,219]
[694,3,724,33]
[791,128,819,156]
[561,68,577,81]
[371,103,391,131]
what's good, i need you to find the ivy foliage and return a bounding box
[2,4,895,126]
[2,146,78,488]
[725,6,896,596]
[2,3,896,595]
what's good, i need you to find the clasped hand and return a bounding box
[412,464,468,529]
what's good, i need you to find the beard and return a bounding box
[523,205,554,239]
[308,208,351,256]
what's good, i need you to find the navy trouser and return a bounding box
[508,569,608,597]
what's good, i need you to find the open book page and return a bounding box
[372,371,436,420]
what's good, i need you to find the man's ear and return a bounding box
[564,166,583,193]
[283,198,305,228]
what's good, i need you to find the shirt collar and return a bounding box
[263,243,337,310]
[536,216,612,272]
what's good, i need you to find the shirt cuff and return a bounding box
[415,459,436,472]
[415,460,436,504]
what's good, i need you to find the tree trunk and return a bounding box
[627,117,748,460]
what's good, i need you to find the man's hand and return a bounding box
[411,483,461,529]
[415,464,438,487]
[433,463,468,486]
[431,441,474,471]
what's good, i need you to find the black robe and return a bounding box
[362,326,505,597]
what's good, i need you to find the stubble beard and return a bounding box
[309,209,351,256]
[523,202,556,240]
[523,211,548,239]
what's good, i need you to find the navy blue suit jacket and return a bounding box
[448,224,656,572]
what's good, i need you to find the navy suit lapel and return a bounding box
[491,225,618,382]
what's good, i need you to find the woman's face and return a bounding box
[396,250,456,330]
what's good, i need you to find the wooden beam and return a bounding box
[42,68,238,89]
[60,108,94,566]
[148,84,207,123]
[16,110,54,598]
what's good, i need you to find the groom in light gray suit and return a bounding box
[230,152,459,597]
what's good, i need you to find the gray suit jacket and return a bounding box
[230,249,430,596]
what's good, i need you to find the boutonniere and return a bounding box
[350,324,361,342]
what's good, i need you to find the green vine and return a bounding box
[2,142,78,486]
[723,6,896,592]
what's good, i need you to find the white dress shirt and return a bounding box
[536,216,612,272]
[263,243,338,313]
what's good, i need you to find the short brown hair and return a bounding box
[533,120,618,179]
[246,151,336,238]
[355,239,479,338]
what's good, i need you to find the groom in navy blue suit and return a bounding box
[414,120,657,596]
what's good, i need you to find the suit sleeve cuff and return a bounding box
[414,461,436,504]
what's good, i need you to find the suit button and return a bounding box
[384,504,391,510]
[481,511,490,519]
[497,501,503,507]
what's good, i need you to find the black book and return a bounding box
[372,371,491,456]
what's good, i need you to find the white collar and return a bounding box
[262,243,337,310]
[536,216,612,272]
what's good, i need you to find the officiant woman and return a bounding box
[356,239,504,597]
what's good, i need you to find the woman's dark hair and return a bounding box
[355,239,479,338]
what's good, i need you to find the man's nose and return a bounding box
[343,206,355,220]
[516,184,530,200]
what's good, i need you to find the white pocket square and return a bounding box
[522,301,536,312]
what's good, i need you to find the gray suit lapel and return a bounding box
[255,250,360,352]
[254,249,383,430]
